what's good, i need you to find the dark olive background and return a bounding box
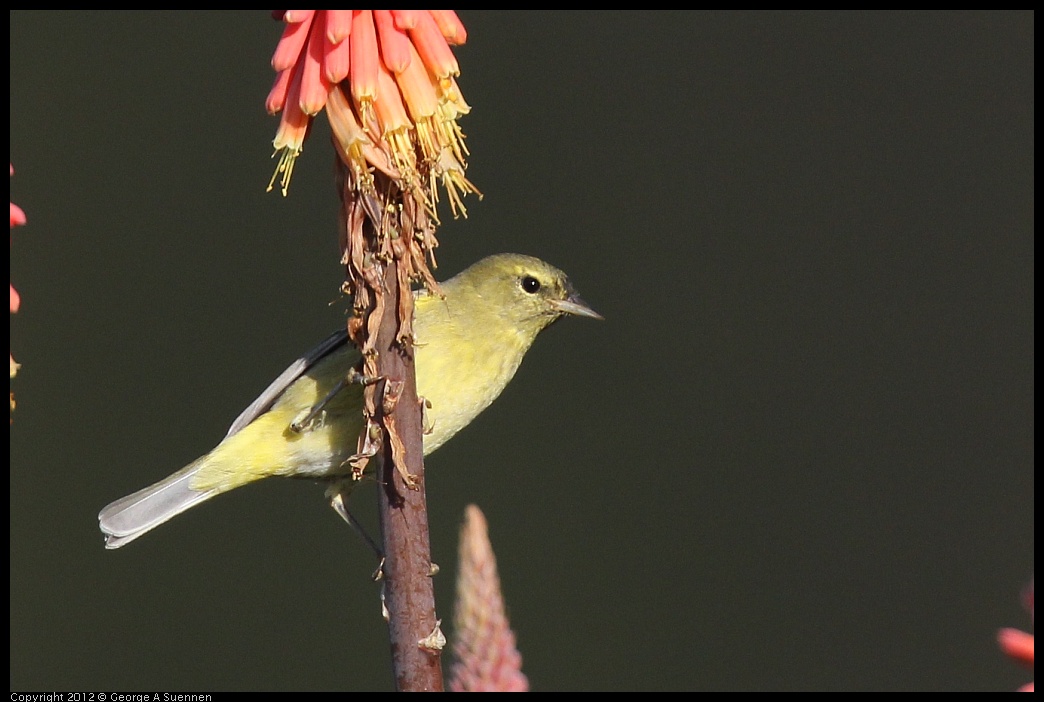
[10,11,1033,691]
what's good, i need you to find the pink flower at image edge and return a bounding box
[10,164,25,318]
[999,581,1034,692]
[11,163,26,416]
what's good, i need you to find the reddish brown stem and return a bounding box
[336,150,443,690]
[373,257,443,691]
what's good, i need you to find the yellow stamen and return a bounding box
[268,144,302,197]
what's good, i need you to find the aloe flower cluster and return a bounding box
[266,9,476,218]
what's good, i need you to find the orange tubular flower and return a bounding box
[266,9,476,220]
[449,505,529,693]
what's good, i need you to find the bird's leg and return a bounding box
[290,366,382,433]
[331,486,397,623]
[330,490,383,559]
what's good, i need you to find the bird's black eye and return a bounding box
[521,275,541,294]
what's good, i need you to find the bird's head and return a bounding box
[457,254,602,338]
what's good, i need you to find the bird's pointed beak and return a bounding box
[552,292,603,320]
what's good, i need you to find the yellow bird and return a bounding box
[98,254,601,548]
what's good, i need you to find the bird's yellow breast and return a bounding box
[412,289,532,453]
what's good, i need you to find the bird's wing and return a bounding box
[225,329,352,438]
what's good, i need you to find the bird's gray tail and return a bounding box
[98,459,218,549]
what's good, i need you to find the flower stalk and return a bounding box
[266,10,477,690]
